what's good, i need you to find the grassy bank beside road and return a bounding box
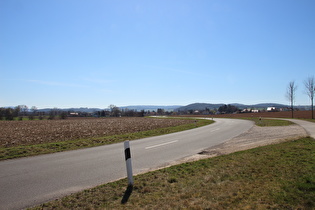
[247,117,295,127]
[33,137,315,209]
[0,118,213,160]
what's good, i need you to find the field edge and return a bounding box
[0,118,213,160]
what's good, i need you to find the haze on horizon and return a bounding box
[1,0,314,109]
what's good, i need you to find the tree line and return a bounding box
[95,105,172,117]
[0,104,171,120]
[2,75,313,120]
[0,106,68,121]
[286,76,314,119]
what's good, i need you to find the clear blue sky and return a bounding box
[1,0,314,109]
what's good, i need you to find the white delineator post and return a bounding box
[124,141,134,186]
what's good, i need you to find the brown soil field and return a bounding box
[217,110,314,119]
[0,118,191,148]
[181,110,314,119]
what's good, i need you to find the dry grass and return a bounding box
[33,137,315,209]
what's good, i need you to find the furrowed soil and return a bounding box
[216,110,313,119]
[0,118,193,148]
[180,110,314,119]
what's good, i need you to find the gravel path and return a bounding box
[172,123,309,164]
[200,124,308,157]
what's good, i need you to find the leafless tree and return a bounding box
[109,104,121,117]
[17,105,28,116]
[286,81,297,118]
[31,106,38,115]
[304,76,314,119]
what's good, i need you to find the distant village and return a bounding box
[1,103,310,121]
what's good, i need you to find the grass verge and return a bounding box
[243,117,295,127]
[32,137,315,209]
[0,119,213,160]
[304,119,315,123]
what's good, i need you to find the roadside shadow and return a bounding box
[121,185,133,204]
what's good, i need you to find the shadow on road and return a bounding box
[121,185,133,204]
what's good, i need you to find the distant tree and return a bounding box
[304,76,314,119]
[14,106,21,117]
[139,109,145,117]
[38,111,45,120]
[5,108,14,120]
[109,104,115,116]
[18,105,28,117]
[30,106,38,120]
[48,111,55,120]
[157,108,165,115]
[60,111,68,119]
[31,106,37,114]
[218,104,239,114]
[218,105,227,113]
[165,111,172,116]
[109,104,121,117]
[286,81,297,118]
[48,108,59,120]
[114,108,121,117]
[123,109,136,117]
[0,107,4,120]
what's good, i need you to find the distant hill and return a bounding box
[175,103,225,111]
[119,105,181,112]
[37,106,181,113]
[38,107,103,113]
[6,103,311,114]
[175,103,291,111]
[231,103,289,109]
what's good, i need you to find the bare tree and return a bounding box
[108,104,121,117]
[286,81,297,118]
[31,106,37,114]
[304,76,314,119]
[17,105,28,117]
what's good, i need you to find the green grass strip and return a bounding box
[304,119,315,123]
[241,117,295,127]
[0,119,213,160]
[32,137,315,209]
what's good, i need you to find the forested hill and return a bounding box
[175,103,292,111]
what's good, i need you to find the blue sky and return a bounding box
[1,0,314,108]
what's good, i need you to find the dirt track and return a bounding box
[174,123,308,164]
[201,124,308,157]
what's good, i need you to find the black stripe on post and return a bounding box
[125,148,131,160]
[124,140,134,186]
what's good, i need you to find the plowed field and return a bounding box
[183,110,314,119]
[217,110,314,119]
[0,118,191,148]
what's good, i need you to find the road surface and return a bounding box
[285,119,315,138]
[0,118,253,209]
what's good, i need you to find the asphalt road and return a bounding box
[285,119,315,139]
[0,118,253,210]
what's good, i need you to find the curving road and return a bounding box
[0,118,253,210]
[284,118,315,138]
